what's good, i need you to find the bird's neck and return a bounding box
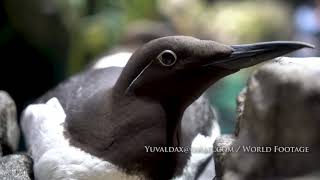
[111,90,183,147]
[107,91,187,179]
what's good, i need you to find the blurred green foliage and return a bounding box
[1,0,299,133]
[55,0,160,74]
[159,0,292,43]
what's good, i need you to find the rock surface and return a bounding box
[0,154,33,180]
[222,57,320,180]
[213,135,235,179]
[234,88,246,137]
[0,91,20,154]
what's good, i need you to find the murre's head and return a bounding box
[115,36,313,107]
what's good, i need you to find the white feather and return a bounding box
[93,52,132,69]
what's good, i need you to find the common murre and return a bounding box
[21,36,313,180]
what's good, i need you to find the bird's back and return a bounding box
[37,67,123,111]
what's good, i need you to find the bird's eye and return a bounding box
[157,50,177,67]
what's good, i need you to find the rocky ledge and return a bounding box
[0,91,33,180]
[214,57,320,180]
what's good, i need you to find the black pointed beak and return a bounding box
[204,41,314,69]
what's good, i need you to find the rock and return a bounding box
[0,91,20,154]
[213,135,235,179]
[223,57,320,179]
[0,154,33,180]
[213,84,245,179]
[234,88,246,137]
